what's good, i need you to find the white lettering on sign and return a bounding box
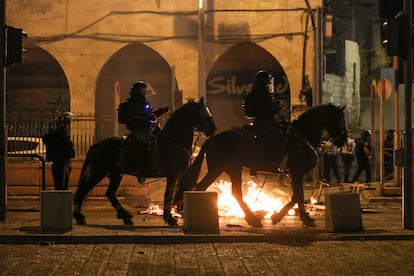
[207,75,289,96]
[207,76,253,95]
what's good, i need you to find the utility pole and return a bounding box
[0,0,6,221]
[198,0,206,102]
[403,0,413,229]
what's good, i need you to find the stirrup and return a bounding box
[137,176,145,184]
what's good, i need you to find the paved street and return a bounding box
[1,176,412,275]
[1,240,414,275]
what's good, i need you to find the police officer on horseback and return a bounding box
[243,70,283,124]
[242,70,286,175]
[125,81,160,142]
[118,81,169,180]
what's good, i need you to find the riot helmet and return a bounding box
[254,70,274,93]
[130,81,156,97]
[361,130,371,139]
[57,112,75,125]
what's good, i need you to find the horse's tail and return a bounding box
[77,144,95,187]
[73,143,97,208]
[174,138,209,202]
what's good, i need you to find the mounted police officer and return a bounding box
[242,70,286,175]
[125,81,160,143]
[243,70,283,125]
[118,81,169,181]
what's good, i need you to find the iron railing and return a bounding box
[7,110,170,160]
[7,110,117,159]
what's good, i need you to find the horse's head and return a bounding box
[193,97,217,137]
[324,104,347,147]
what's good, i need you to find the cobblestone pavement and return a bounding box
[1,240,414,275]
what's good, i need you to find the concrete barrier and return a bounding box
[325,192,363,233]
[183,191,219,234]
[40,190,73,233]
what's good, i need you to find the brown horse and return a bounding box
[174,104,347,227]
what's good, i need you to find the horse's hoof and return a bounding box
[271,212,283,225]
[245,214,263,228]
[117,209,133,220]
[124,219,134,225]
[164,219,178,227]
[163,215,178,227]
[302,221,316,227]
[73,212,86,225]
[301,214,316,227]
[302,218,316,227]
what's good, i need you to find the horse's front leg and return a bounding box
[271,200,296,225]
[73,187,88,225]
[228,169,263,228]
[106,173,133,225]
[271,171,315,227]
[295,177,315,227]
[73,170,104,225]
[163,176,179,227]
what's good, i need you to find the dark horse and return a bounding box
[73,97,216,227]
[174,104,347,228]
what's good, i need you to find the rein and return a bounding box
[290,125,319,161]
[192,131,202,155]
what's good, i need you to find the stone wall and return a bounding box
[6,0,321,118]
[322,40,360,128]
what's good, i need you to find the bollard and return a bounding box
[40,190,72,233]
[325,192,363,233]
[183,191,219,234]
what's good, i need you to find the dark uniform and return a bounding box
[384,129,394,180]
[118,81,168,180]
[243,70,282,124]
[125,81,160,143]
[42,112,75,190]
[242,70,284,174]
[351,130,372,184]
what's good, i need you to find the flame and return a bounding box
[207,179,296,218]
[310,196,318,205]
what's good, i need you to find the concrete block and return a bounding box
[184,191,219,234]
[325,192,363,233]
[40,190,72,233]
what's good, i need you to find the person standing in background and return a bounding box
[42,112,76,190]
[320,134,341,184]
[352,130,372,184]
[340,135,356,183]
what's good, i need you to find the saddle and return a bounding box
[119,134,165,179]
[239,122,289,174]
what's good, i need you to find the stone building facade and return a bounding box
[6,0,321,135]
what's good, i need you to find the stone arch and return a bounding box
[7,44,70,113]
[95,42,180,138]
[206,41,290,131]
[6,44,70,136]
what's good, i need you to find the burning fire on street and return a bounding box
[141,178,297,218]
[208,179,297,218]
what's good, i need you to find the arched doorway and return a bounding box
[6,44,70,136]
[206,42,290,131]
[96,43,179,139]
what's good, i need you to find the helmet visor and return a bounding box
[144,83,157,96]
[267,77,274,93]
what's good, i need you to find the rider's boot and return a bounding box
[148,138,163,177]
[249,147,261,177]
